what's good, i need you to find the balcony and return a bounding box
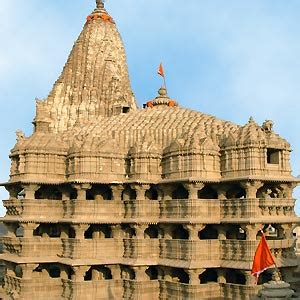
[221,198,297,222]
[3,199,64,221]
[61,238,123,261]
[159,240,219,267]
[2,237,62,259]
[62,279,123,300]
[160,282,220,300]
[220,239,297,268]
[160,200,220,223]
[123,239,159,262]
[220,283,261,300]
[123,280,160,300]
[4,275,62,299]
[123,200,160,221]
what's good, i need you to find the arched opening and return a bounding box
[171,268,189,284]
[122,224,136,238]
[122,187,136,200]
[226,269,246,285]
[121,266,135,280]
[144,225,159,239]
[84,225,112,239]
[198,186,218,199]
[70,188,78,200]
[87,185,113,201]
[172,186,188,200]
[145,187,158,200]
[200,269,218,284]
[84,268,92,281]
[69,227,76,239]
[226,184,246,199]
[33,224,61,238]
[172,225,189,240]
[199,225,218,240]
[225,225,246,240]
[35,185,62,200]
[146,266,158,280]
[49,265,61,278]
[15,226,24,237]
[97,266,112,280]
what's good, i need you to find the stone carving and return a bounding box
[262,120,274,133]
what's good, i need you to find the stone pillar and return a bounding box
[59,186,71,201]
[132,266,148,281]
[241,224,262,240]
[186,268,205,285]
[215,184,229,200]
[72,224,89,239]
[160,185,175,200]
[22,184,40,199]
[279,224,294,239]
[132,184,150,201]
[72,184,92,200]
[133,224,148,239]
[5,184,21,200]
[218,226,227,240]
[22,223,39,238]
[71,266,90,282]
[21,264,38,279]
[111,224,123,238]
[161,224,173,239]
[240,181,263,199]
[183,183,204,200]
[243,270,257,285]
[111,185,123,200]
[184,224,205,240]
[217,269,226,283]
[110,265,121,279]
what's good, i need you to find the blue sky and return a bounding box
[0,0,299,215]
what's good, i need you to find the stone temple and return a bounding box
[1,1,299,299]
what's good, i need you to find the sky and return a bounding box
[0,0,299,215]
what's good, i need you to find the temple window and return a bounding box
[146,266,158,280]
[172,225,189,240]
[267,148,280,164]
[198,186,218,199]
[225,269,246,285]
[199,225,218,240]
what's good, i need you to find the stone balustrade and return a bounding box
[61,238,123,260]
[221,198,296,222]
[62,279,123,299]
[160,199,220,222]
[123,280,160,300]
[220,283,262,300]
[2,237,62,258]
[160,281,220,300]
[220,239,297,268]
[160,240,219,266]
[123,200,160,220]
[123,239,159,260]
[3,198,297,223]
[4,275,62,299]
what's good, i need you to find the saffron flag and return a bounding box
[251,232,275,278]
[158,63,165,77]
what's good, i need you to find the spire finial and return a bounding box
[96,0,104,9]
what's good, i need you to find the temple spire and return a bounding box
[96,0,104,9]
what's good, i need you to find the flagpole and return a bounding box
[163,76,168,94]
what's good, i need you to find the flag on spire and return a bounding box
[251,231,275,279]
[158,63,165,77]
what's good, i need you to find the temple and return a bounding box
[1,1,299,299]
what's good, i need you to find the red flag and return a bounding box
[158,63,165,77]
[251,232,275,278]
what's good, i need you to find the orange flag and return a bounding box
[158,63,165,77]
[251,232,275,279]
